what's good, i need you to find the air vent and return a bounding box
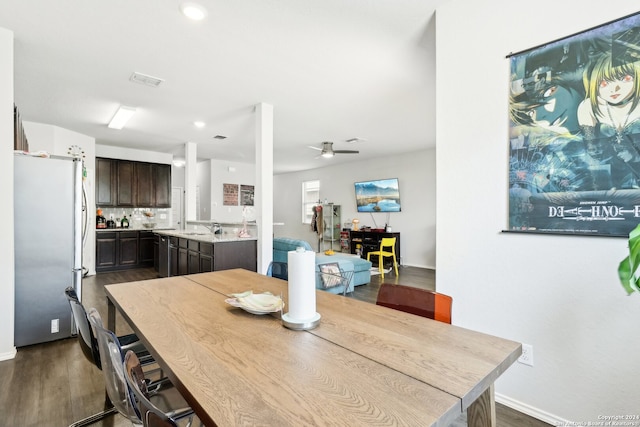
[213,135,227,140]
[129,72,164,88]
[346,137,366,143]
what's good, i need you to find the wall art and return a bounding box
[509,11,640,236]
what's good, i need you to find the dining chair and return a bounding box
[266,261,288,280]
[65,286,149,427]
[124,350,201,427]
[367,237,399,278]
[375,283,452,324]
[88,308,191,425]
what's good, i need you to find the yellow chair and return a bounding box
[367,237,398,278]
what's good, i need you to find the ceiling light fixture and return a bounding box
[108,106,136,129]
[173,158,186,168]
[194,121,206,128]
[179,2,208,20]
[130,72,164,88]
[321,151,334,159]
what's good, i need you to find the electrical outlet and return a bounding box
[518,343,534,366]
[51,318,59,334]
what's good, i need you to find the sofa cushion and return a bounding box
[273,237,313,263]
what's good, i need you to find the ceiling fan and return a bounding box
[309,141,359,158]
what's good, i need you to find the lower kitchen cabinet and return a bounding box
[96,232,117,270]
[155,234,256,277]
[96,230,155,273]
[214,240,257,272]
[199,242,214,272]
[118,231,138,267]
[139,231,155,264]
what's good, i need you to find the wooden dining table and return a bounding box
[105,269,521,427]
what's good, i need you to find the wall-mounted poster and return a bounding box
[241,184,254,206]
[223,183,238,206]
[508,12,640,236]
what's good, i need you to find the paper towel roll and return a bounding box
[287,248,317,321]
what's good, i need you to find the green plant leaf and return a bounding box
[619,223,640,295]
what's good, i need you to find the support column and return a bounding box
[255,103,274,274]
[185,141,197,223]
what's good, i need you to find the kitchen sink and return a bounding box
[182,232,210,236]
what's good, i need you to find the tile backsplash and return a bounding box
[98,207,172,229]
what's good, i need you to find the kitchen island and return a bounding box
[154,229,258,277]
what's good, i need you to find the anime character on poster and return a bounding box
[578,50,640,189]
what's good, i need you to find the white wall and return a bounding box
[205,159,256,224]
[96,144,172,165]
[0,27,16,360]
[436,1,640,422]
[196,160,211,220]
[23,121,97,275]
[274,149,436,268]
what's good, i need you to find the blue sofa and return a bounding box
[272,237,371,294]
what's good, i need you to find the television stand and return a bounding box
[349,230,400,268]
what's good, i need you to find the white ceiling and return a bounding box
[0,0,441,174]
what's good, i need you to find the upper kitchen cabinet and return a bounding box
[152,163,171,208]
[96,158,116,206]
[96,158,171,208]
[117,160,135,206]
[135,162,153,207]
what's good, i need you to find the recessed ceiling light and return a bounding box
[194,121,206,128]
[179,2,208,20]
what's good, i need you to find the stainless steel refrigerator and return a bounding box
[14,153,83,347]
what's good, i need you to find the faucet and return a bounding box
[205,222,222,234]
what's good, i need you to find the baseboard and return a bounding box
[496,393,568,425]
[401,262,435,269]
[0,347,17,361]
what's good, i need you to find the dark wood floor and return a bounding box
[0,266,549,427]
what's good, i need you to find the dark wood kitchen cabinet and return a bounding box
[96,231,117,269]
[153,163,171,207]
[96,230,155,272]
[118,231,138,267]
[139,230,155,264]
[199,242,214,272]
[135,162,153,207]
[155,234,255,278]
[214,240,257,271]
[96,158,116,206]
[116,160,135,206]
[96,158,171,208]
[178,238,189,276]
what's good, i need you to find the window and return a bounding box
[302,180,320,224]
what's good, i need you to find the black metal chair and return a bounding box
[266,261,288,280]
[124,350,201,427]
[64,286,149,427]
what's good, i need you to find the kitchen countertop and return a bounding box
[96,227,175,232]
[153,229,258,243]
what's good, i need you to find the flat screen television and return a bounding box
[354,178,401,212]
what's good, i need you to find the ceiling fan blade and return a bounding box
[333,150,359,154]
[308,145,323,151]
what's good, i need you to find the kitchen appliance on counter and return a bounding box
[14,153,83,347]
[96,208,106,228]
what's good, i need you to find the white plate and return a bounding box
[225,291,283,315]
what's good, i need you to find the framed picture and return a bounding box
[241,184,254,206]
[223,183,238,206]
[508,12,640,236]
[319,263,342,289]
